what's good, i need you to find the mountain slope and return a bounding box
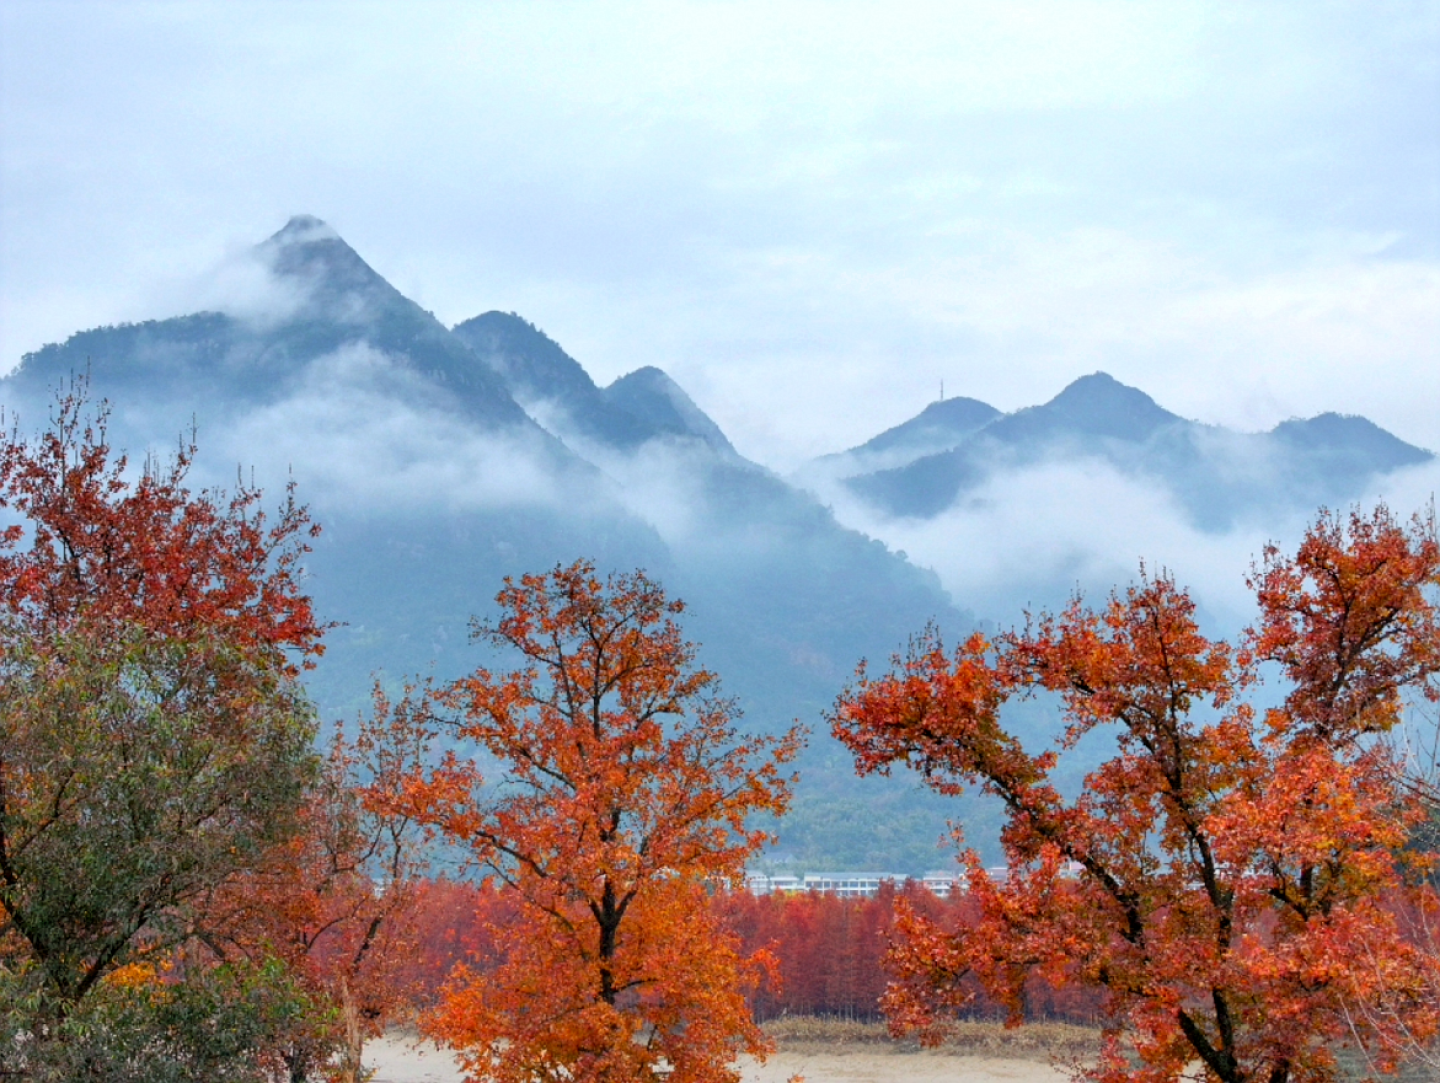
[796,396,1002,489]
[603,366,738,458]
[859,396,1001,457]
[452,310,738,458]
[1,216,976,872]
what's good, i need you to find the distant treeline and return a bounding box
[402,879,1108,1025]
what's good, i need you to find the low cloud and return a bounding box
[198,344,581,515]
[1356,457,1440,532]
[584,439,714,548]
[165,244,318,331]
[811,454,1440,633]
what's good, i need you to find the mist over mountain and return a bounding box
[15,217,535,434]
[809,396,1002,479]
[4,216,971,871]
[794,371,1434,629]
[810,372,1431,528]
[7,216,1431,869]
[452,312,738,459]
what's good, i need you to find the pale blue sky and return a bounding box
[2,1,1436,470]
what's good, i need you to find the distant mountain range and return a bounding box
[6,215,1431,869]
[450,311,740,460]
[800,372,1431,530]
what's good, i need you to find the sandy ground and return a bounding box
[364,1034,1075,1083]
[365,1035,463,1082]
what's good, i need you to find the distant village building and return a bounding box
[920,870,965,898]
[744,866,1075,898]
[746,871,964,898]
[745,871,802,895]
[801,873,904,898]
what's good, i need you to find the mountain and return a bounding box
[13,217,533,433]
[826,372,1432,528]
[603,367,738,459]
[800,395,1002,484]
[19,218,1421,871]
[451,311,738,458]
[862,395,1001,453]
[450,313,961,757]
[2,216,973,872]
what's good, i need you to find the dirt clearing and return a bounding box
[365,1020,1094,1083]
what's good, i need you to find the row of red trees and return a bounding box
[399,878,1105,1025]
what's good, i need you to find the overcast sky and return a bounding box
[2,1,1436,471]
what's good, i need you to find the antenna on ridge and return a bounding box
[940,379,945,402]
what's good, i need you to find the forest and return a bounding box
[1,387,1437,1083]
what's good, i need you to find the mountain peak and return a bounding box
[1271,412,1432,466]
[268,214,341,245]
[605,367,737,457]
[856,396,1001,457]
[1041,371,1179,441]
[452,310,603,408]
[257,214,390,300]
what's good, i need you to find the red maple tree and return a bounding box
[0,382,324,666]
[831,506,1440,1082]
[397,561,804,1083]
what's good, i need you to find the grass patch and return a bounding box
[761,1016,1099,1062]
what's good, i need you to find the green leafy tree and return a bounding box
[0,385,327,1072]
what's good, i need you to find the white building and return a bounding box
[800,872,904,898]
[919,870,965,898]
[744,872,802,895]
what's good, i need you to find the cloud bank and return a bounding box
[176,344,582,516]
[810,452,1440,633]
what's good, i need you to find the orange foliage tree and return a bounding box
[398,561,803,1083]
[0,384,324,663]
[832,506,1440,1083]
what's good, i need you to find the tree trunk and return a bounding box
[337,976,365,1083]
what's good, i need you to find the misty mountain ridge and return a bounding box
[4,215,973,870]
[813,395,1002,476]
[805,371,1431,530]
[451,311,740,462]
[16,217,534,436]
[5,214,1430,870]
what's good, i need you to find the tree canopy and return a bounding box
[832,505,1440,1083]
[0,387,331,1076]
[399,560,804,1083]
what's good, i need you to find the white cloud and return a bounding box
[167,244,316,330]
[676,232,1440,471]
[203,344,577,514]
[814,456,1310,630]
[802,440,1440,635]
